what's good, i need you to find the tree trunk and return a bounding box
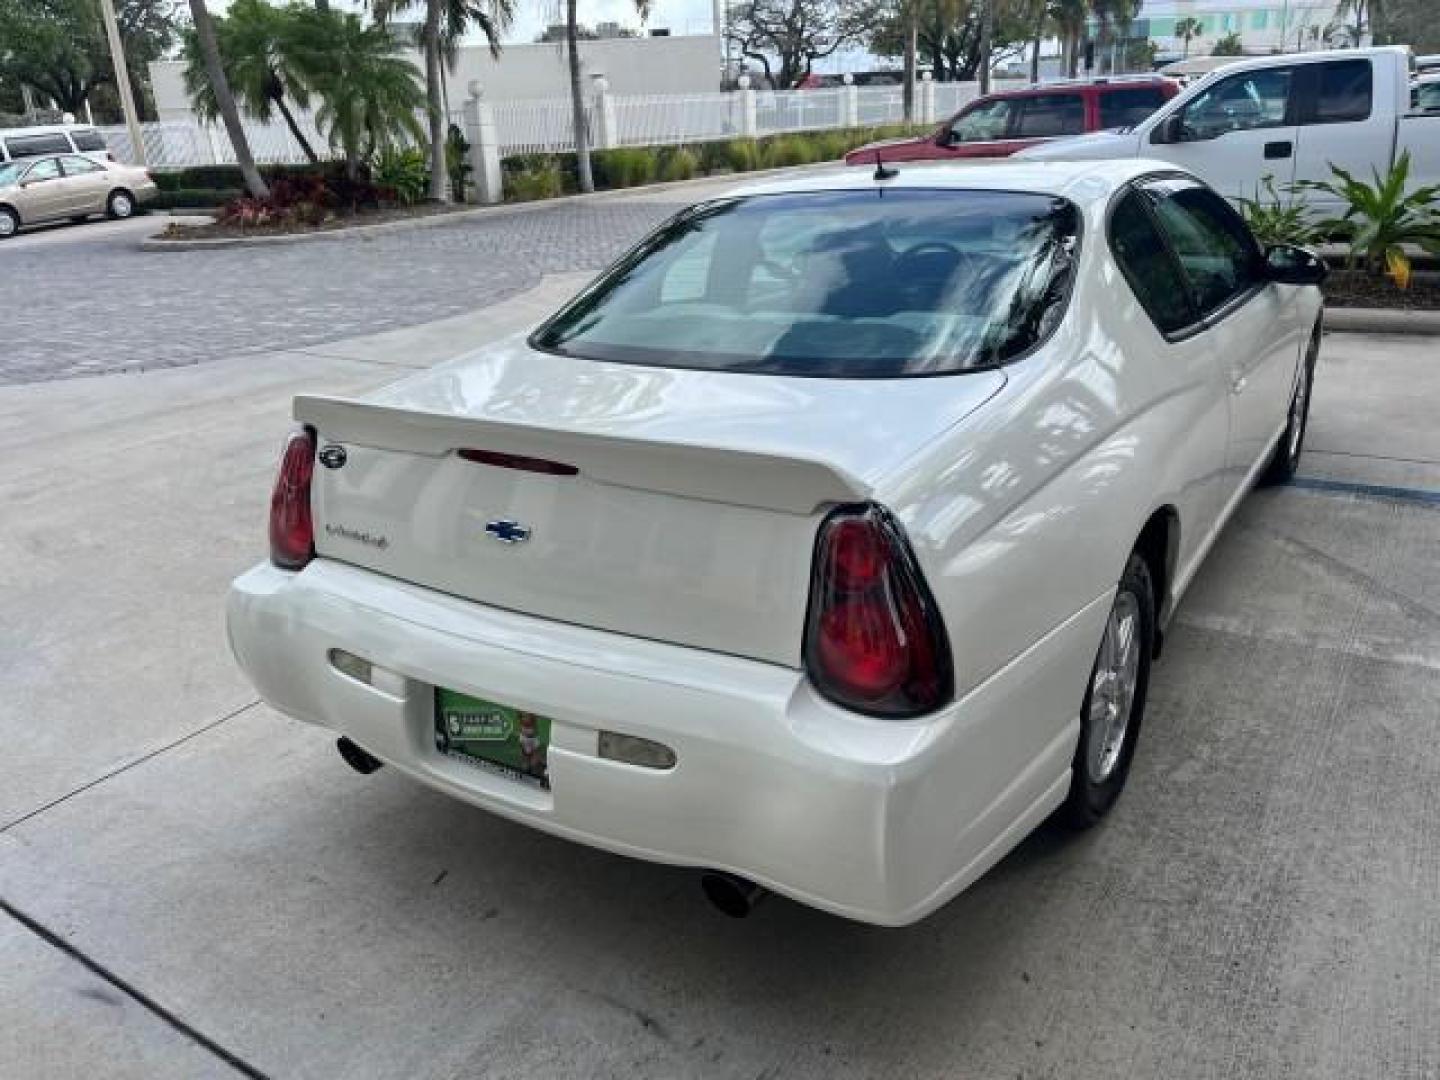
[979,0,995,93]
[1029,0,1045,82]
[902,11,916,122]
[566,0,594,193]
[424,0,449,202]
[187,0,268,199]
[274,95,319,164]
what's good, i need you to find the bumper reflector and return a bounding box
[329,648,373,685]
[598,731,677,770]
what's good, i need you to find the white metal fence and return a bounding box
[104,82,1013,169]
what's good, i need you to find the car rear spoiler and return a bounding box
[293,394,871,515]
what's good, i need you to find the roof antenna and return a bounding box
[873,151,897,181]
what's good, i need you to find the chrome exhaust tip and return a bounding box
[336,736,383,775]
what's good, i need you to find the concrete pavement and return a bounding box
[2,278,1440,1078]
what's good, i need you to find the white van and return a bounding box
[0,125,113,165]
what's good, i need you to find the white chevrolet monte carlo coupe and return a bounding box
[228,159,1325,926]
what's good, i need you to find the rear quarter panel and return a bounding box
[873,191,1232,789]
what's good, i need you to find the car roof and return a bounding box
[0,124,96,137]
[720,159,1178,207]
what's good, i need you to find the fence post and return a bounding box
[591,74,617,150]
[463,81,504,205]
[738,75,758,139]
[842,74,859,129]
[920,72,936,125]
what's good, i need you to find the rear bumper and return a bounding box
[228,559,1103,925]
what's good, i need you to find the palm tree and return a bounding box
[1049,0,1088,77]
[186,0,269,199]
[373,0,514,203]
[182,0,320,164]
[563,0,649,194]
[1175,15,1203,58]
[301,12,428,179]
[978,0,995,92]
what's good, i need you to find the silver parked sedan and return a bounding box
[0,154,158,238]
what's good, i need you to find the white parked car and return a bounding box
[228,160,1326,926]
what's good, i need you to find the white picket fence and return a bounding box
[103,82,1012,169]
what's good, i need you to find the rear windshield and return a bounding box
[70,129,107,152]
[5,133,71,158]
[531,189,1080,377]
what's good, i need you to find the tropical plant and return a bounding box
[1210,30,1243,55]
[1298,153,1440,289]
[187,0,268,199]
[374,146,430,204]
[1174,15,1203,58]
[182,0,319,163]
[446,123,472,202]
[657,146,699,182]
[505,156,565,200]
[373,0,515,203]
[303,12,428,180]
[1237,176,1315,247]
[593,147,655,188]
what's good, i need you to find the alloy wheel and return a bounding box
[1086,590,1142,784]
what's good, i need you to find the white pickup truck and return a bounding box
[1019,47,1440,212]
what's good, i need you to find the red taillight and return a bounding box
[803,504,953,718]
[269,428,316,570]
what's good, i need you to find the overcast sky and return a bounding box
[205,0,721,44]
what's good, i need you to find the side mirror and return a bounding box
[1264,244,1328,286]
[1151,114,1185,144]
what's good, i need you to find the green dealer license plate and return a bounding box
[434,689,551,790]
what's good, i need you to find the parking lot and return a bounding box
[3,191,1440,1079]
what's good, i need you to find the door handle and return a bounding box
[1264,140,1293,160]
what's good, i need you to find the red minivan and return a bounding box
[844,77,1181,166]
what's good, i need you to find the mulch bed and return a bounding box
[1322,269,1440,311]
[157,202,463,241]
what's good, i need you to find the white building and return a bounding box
[1134,1,1347,58]
[148,32,724,123]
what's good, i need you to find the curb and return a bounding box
[1324,307,1440,336]
[139,162,836,252]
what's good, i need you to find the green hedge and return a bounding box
[153,187,243,209]
[500,125,928,203]
[151,162,342,193]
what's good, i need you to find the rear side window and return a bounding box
[1308,60,1373,123]
[533,190,1082,377]
[1099,87,1168,129]
[1109,192,1195,334]
[70,129,107,152]
[5,133,72,158]
[1014,94,1085,138]
[1145,182,1264,317]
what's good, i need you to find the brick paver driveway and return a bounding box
[0,200,681,384]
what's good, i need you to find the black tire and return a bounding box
[1260,321,1321,486]
[1060,552,1155,829]
[106,189,135,220]
[0,205,18,240]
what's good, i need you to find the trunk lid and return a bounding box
[299,338,1004,665]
